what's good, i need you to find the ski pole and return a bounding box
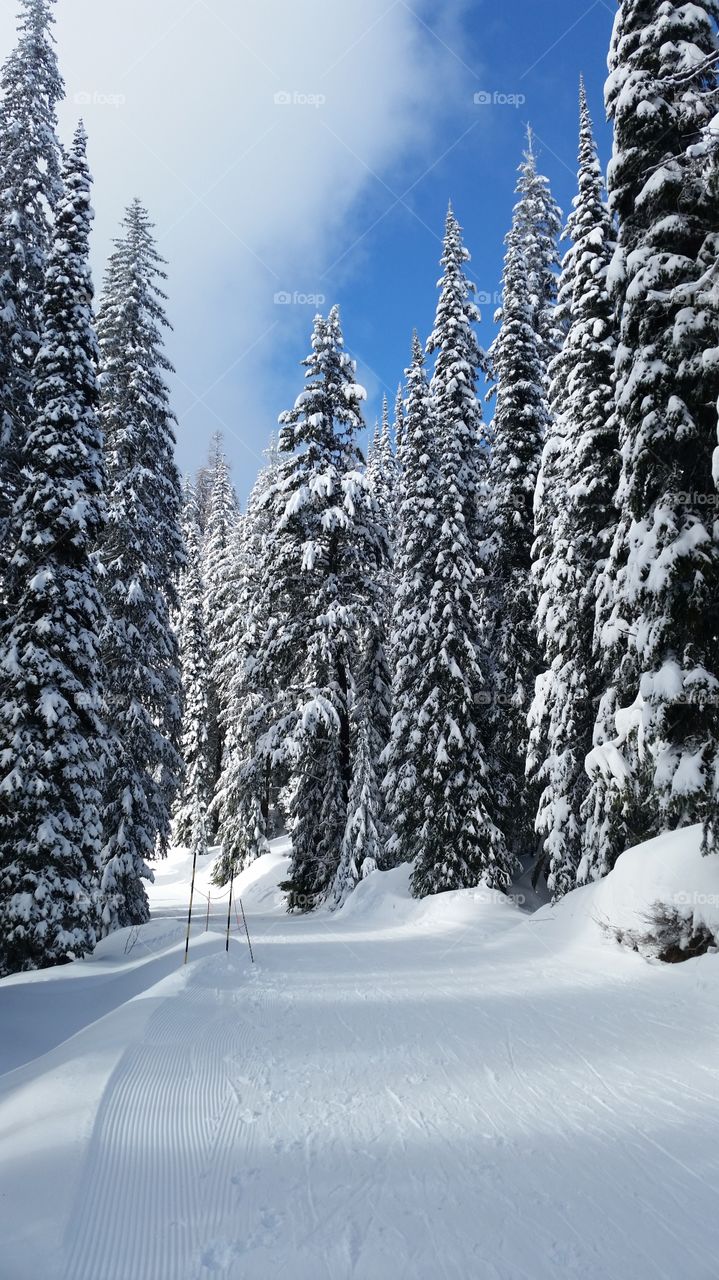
[239,897,254,964]
[225,871,234,953]
[183,842,199,966]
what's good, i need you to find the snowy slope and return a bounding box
[1,834,719,1280]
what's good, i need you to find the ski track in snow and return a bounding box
[2,847,719,1280]
[61,958,278,1280]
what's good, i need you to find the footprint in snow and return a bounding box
[199,1241,236,1272]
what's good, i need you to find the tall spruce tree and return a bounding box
[410,209,510,897]
[331,629,386,906]
[0,0,64,580]
[260,307,386,909]
[97,200,184,931]
[430,204,491,547]
[382,335,440,868]
[583,0,719,877]
[393,382,406,456]
[0,125,106,975]
[212,445,281,886]
[364,397,394,748]
[519,131,565,371]
[173,480,212,851]
[366,419,381,475]
[484,142,561,860]
[367,396,396,540]
[201,439,239,794]
[528,82,618,899]
[193,432,223,537]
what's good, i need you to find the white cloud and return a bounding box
[0,0,475,494]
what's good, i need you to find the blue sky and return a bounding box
[331,1,616,456]
[2,0,617,501]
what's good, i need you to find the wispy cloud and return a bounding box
[0,0,474,494]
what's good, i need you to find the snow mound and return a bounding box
[336,863,524,933]
[543,824,719,959]
[333,863,412,923]
[233,848,292,914]
[92,919,187,962]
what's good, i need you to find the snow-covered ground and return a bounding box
[1,832,719,1280]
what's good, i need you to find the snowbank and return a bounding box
[92,919,187,962]
[337,825,719,964]
[335,861,525,935]
[540,824,719,960]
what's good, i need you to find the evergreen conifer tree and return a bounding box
[485,143,561,859]
[173,480,212,850]
[367,396,397,540]
[411,209,510,896]
[382,335,440,869]
[260,307,387,909]
[0,125,105,975]
[0,0,64,576]
[201,439,239,794]
[583,0,719,875]
[212,446,280,886]
[528,82,618,899]
[393,382,406,456]
[193,431,223,537]
[518,130,565,370]
[331,630,385,907]
[97,201,184,931]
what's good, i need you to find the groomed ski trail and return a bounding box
[62,950,277,1280]
[51,868,719,1280]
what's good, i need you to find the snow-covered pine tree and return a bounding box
[366,418,381,475]
[379,398,398,549]
[528,81,618,900]
[329,514,391,906]
[583,0,719,876]
[382,335,440,869]
[0,0,64,581]
[211,443,281,886]
[344,394,392,902]
[485,141,561,861]
[410,208,510,897]
[193,431,223,538]
[201,438,239,791]
[331,629,386,907]
[172,479,213,851]
[363,591,392,785]
[429,204,491,547]
[364,396,395,741]
[393,382,406,457]
[261,307,387,909]
[367,396,397,540]
[0,124,106,976]
[97,200,184,931]
[217,441,282,730]
[519,130,565,371]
